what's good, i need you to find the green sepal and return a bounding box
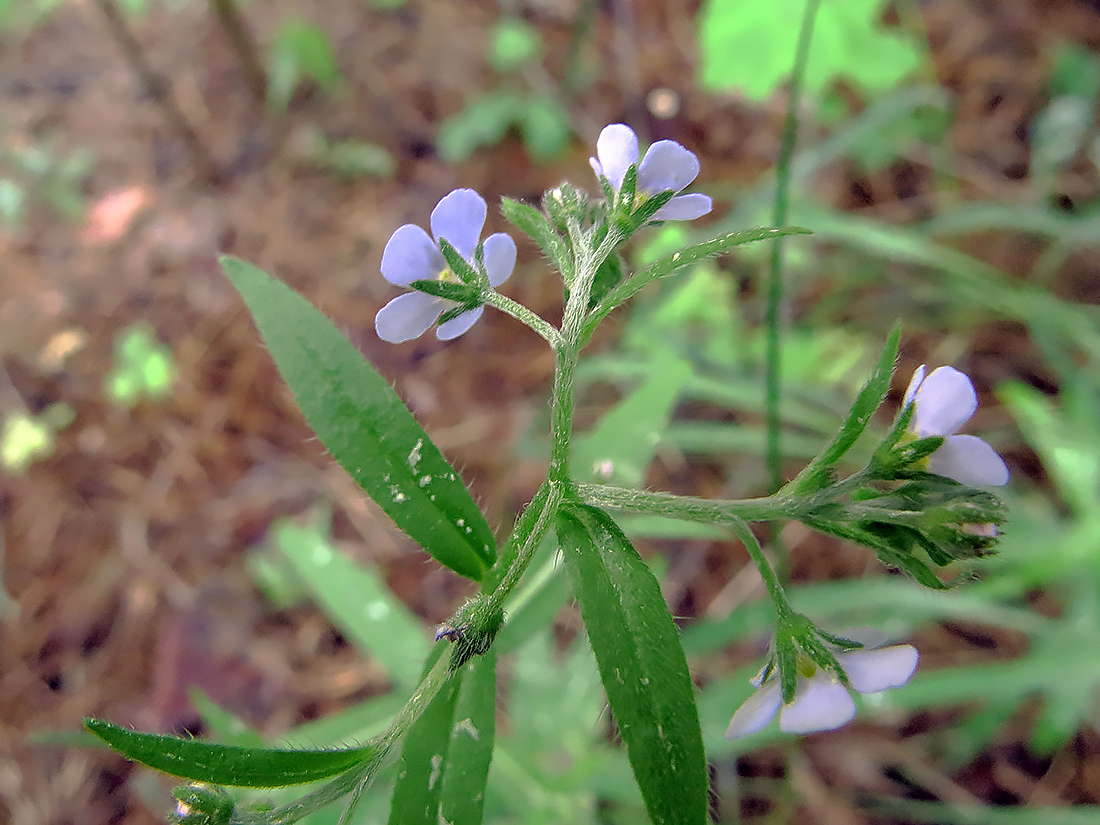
[775,633,799,705]
[220,257,496,581]
[874,394,917,459]
[891,435,945,468]
[556,503,707,825]
[629,188,674,226]
[436,302,484,327]
[799,631,848,686]
[408,279,482,304]
[500,196,571,282]
[617,163,639,209]
[438,236,481,285]
[788,325,900,495]
[85,718,375,787]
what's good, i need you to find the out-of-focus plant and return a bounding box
[437,16,571,163]
[1,404,74,473]
[0,142,93,230]
[267,21,343,112]
[698,0,922,101]
[105,322,176,408]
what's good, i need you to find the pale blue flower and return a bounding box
[725,636,918,739]
[375,188,516,343]
[904,365,1009,487]
[588,123,712,221]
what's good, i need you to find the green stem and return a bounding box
[765,0,821,493]
[574,485,799,618]
[482,291,564,350]
[244,655,453,825]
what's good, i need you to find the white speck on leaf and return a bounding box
[407,439,423,471]
[427,754,443,791]
[419,475,432,487]
[453,717,479,740]
[364,601,390,621]
[311,543,333,566]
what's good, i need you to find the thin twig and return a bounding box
[209,0,267,105]
[92,0,224,184]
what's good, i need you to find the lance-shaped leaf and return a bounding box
[581,226,813,345]
[387,670,463,825]
[85,719,375,787]
[787,324,900,495]
[556,504,707,825]
[221,257,495,581]
[440,650,497,825]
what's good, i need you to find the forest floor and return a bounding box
[2,1,1099,823]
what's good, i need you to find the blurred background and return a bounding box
[2,0,1099,822]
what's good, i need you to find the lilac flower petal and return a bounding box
[436,306,484,340]
[779,679,855,734]
[380,224,445,286]
[594,124,639,191]
[725,679,783,740]
[903,365,926,408]
[430,188,487,261]
[651,193,713,221]
[929,434,1010,486]
[914,366,977,436]
[638,139,700,195]
[483,233,517,287]
[374,292,443,343]
[840,645,919,694]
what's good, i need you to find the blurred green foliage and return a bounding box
[105,322,176,407]
[698,0,922,99]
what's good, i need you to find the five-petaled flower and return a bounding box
[725,637,919,739]
[904,365,1009,487]
[375,188,516,343]
[589,123,712,221]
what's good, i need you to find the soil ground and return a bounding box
[2,1,1099,823]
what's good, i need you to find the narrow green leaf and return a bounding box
[221,257,496,581]
[440,651,497,825]
[787,324,900,494]
[84,718,374,787]
[573,353,691,488]
[582,226,812,344]
[274,520,431,687]
[556,504,707,825]
[387,672,463,825]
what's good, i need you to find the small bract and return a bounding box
[589,123,712,221]
[725,637,918,739]
[904,365,1010,487]
[375,188,516,343]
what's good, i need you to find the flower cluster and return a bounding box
[725,634,918,739]
[375,125,713,343]
[905,365,1009,487]
[589,123,712,221]
[375,188,516,343]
